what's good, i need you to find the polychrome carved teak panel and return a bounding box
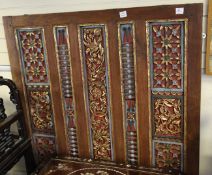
[16,29,56,162]
[3,5,202,175]
[118,23,138,165]
[17,30,49,84]
[153,97,182,138]
[27,86,54,132]
[147,20,187,171]
[54,27,79,157]
[33,135,56,162]
[79,25,113,160]
[151,23,183,90]
[153,141,182,170]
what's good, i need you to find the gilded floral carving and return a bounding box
[17,29,56,162]
[154,142,182,170]
[28,86,54,132]
[147,20,186,172]
[153,98,182,138]
[34,136,56,162]
[81,27,112,160]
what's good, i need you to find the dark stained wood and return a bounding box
[44,25,68,155]
[107,21,125,162]
[185,4,202,175]
[0,77,36,174]
[135,19,150,167]
[68,24,90,158]
[37,158,177,175]
[0,111,21,131]
[0,139,36,175]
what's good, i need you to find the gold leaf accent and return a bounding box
[82,27,111,160]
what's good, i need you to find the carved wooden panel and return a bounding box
[147,20,187,171]
[149,22,184,91]
[33,135,56,162]
[153,141,183,170]
[4,4,202,174]
[16,28,56,162]
[27,86,54,133]
[38,158,175,175]
[79,25,113,161]
[17,29,49,84]
[152,96,183,138]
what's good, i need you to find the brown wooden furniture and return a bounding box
[33,157,181,175]
[206,0,212,75]
[3,3,202,175]
[0,76,36,175]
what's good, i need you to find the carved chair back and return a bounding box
[0,76,36,175]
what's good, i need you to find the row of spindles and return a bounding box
[57,29,78,157]
[121,26,138,165]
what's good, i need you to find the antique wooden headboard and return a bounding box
[3,3,202,174]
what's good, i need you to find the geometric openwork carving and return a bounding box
[147,20,187,171]
[151,23,183,91]
[16,28,56,162]
[16,29,49,84]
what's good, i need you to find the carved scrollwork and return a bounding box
[0,98,7,120]
[153,98,182,138]
[34,136,56,162]
[154,142,182,170]
[147,20,186,171]
[28,86,53,131]
[0,76,21,110]
[81,26,112,160]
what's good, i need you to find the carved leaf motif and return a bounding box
[155,142,181,170]
[82,27,111,160]
[154,98,182,137]
[29,87,53,131]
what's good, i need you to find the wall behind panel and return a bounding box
[0,0,211,174]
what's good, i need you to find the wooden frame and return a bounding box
[206,0,212,75]
[3,4,202,174]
